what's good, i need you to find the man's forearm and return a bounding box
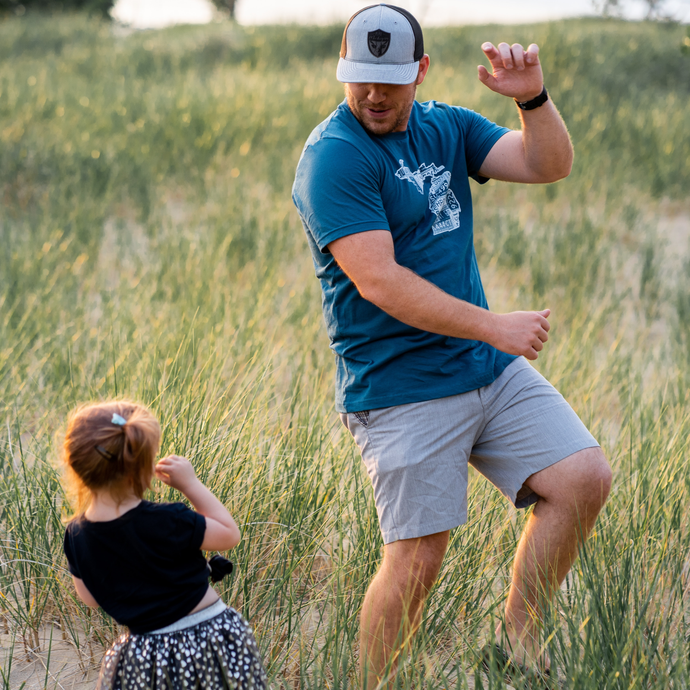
[362,261,496,343]
[357,258,550,360]
[331,232,550,361]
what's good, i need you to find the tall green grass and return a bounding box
[1,11,689,688]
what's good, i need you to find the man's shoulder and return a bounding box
[295,105,380,187]
[303,102,367,152]
[413,99,484,126]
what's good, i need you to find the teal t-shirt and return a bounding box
[292,99,516,413]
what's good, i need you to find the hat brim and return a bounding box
[336,58,419,85]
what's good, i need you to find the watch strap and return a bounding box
[515,86,548,111]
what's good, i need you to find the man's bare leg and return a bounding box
[360,530,449,689]
[497,446,612,667]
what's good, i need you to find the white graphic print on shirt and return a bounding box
[395,160,461,235]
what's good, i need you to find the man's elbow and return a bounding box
[544,169,570,184]
[357,276,394,311]
[554,145,574,180]
[346,256,403,311]
[553,155,574,181]
[536,155,573,184]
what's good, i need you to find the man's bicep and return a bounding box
[294,140,389,252]
[477,130,538,183]
[328,230,396,291]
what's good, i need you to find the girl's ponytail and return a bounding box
[120,406,161,497]
[63,401,161,515]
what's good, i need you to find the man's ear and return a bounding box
[416,55,430,86]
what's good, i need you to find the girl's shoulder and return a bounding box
[64,514,86,537]
[66,501,193,532]
[134,501,203,532]
[138,500,196,517]
[134,501,206,551]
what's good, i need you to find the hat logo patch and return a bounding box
[367,29,391,58]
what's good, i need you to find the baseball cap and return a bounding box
[336,4,424,85]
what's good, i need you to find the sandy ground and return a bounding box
[0,624,101,690]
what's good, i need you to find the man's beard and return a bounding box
[345,86,416,136]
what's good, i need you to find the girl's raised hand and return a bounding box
[155,455,199,492]
[156,454,240,550]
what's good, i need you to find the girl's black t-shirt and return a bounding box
[63,501,208,633]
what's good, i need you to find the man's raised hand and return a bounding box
[477,42,543,103]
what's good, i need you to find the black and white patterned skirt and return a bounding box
[96,600,267,689]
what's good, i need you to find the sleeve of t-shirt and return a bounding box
[164,503,207,552]
[63,526,81,578]
[457,107,511,185]
[293,137,390,253]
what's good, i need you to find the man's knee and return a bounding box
[529,446,612,511]
[381,531,448,594]
[573,446,612,509]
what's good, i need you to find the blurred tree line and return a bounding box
[0,0,114,14]
[0,0,239,18]
[210,0,237,18]
[594,0,690,20]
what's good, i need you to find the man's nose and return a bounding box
[366,85,387,103]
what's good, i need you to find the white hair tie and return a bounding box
[111,413,127,426]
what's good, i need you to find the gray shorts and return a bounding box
[340,357,599,544]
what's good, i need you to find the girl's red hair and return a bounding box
[63,401,161,516]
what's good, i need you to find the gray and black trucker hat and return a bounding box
[336,4,424,85]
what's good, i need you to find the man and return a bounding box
[292,4,612,686]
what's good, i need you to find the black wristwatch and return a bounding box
[515,86,548,110]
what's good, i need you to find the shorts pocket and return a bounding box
[354,410,370,428]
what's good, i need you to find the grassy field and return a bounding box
[1,11,689,689]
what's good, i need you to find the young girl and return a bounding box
[61,400,267,689]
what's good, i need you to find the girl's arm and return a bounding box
[73,576,99,607]
[154,455,241,551]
